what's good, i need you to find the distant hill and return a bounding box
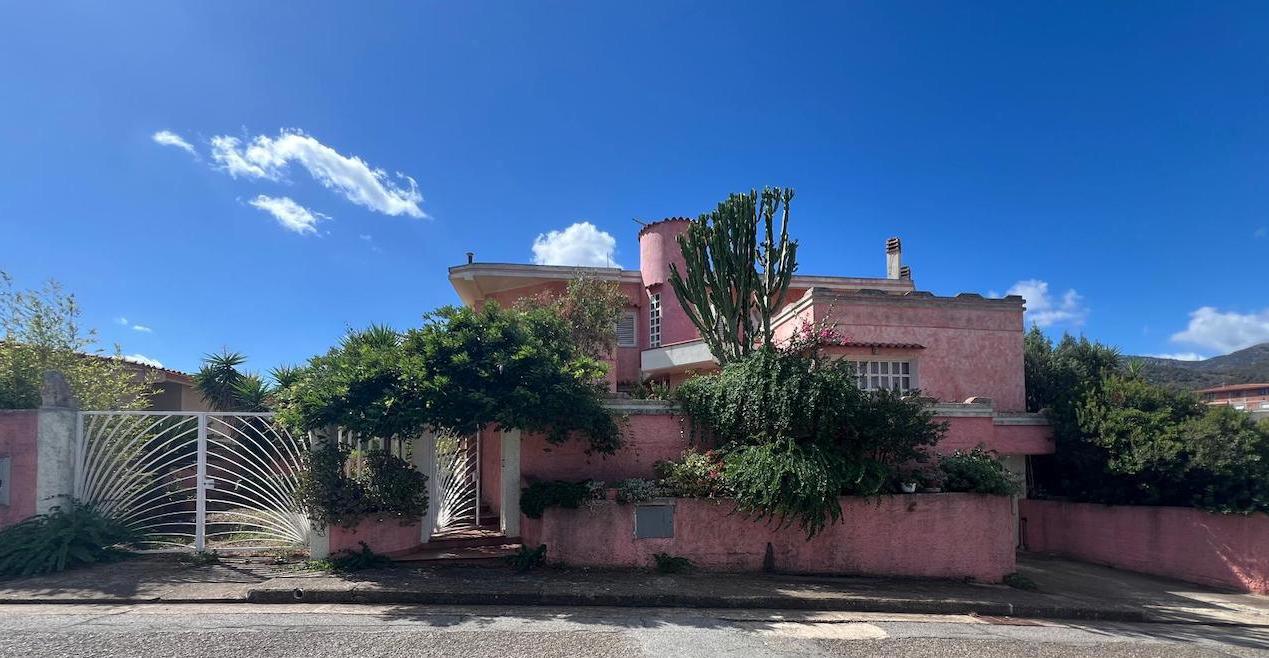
[1129,343,1269,391]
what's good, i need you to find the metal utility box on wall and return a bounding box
[0,456,10,506]
[634,503,674,539]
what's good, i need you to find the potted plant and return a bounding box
[896,464,920,493]
[918,467,945,494]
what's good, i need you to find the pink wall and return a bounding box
[940,416,1055,455]
[1021,500,1269,594]
[0,410,38,528]
[329,519,423,556]
[815,296,1026,411]
[523,493,1015,582]
[521,412,690,483]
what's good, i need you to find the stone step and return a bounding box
[392,542,523,564]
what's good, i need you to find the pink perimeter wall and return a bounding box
[0,410,38,527]
[1021,500,1269,594]
[523,493,1015,582]
[939,416,1055,455]
[329,519,423,556]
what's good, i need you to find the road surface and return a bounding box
[2,603,1265,657]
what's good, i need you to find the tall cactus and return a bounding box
[667,188,799,365]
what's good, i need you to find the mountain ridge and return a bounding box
[1129,342,1269,390]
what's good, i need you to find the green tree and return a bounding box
[518,275,627,360]
[667,188,798,365]
[0,272,153,410]
[276,304,620,454]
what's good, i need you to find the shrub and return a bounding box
[0,502,136,578]
[652,553,694,574]
[296,443,429,530]
[520,480,596,519]
[675,349,945,537]
[614,478,658,504]
[308,541,391,573]
[938,448,1020,496]
[507,544,547,572]
[654,450,727,498]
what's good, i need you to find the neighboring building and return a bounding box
[117,359,212,412]
[1197,383,1269,419]
[451,218,1029,410]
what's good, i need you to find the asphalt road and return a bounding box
[2,604,1265,658]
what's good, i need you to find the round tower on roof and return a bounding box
[637,218,692,288]
[637,217,695,347]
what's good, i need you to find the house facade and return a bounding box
[452,218,1053,512]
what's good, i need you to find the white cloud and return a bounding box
[152,130,197,156]
[248,195,328,235]
[1171,306,1269,353]
[1147,352,1206,362]
[132,324,152,333]
[210,129,424,218]
[531,222,618,267]
[1002,279,1088,328]
[123,353,163,368]
[114,317,129,326]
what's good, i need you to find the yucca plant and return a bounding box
[0,501,137,578]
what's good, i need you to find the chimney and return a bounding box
[885,237,902,279]
[466,251,475,264]
[899,265,911,280]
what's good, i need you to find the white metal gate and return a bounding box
[74,411,310,552]
[425,433,482,535]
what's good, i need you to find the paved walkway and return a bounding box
[0,554,1265,627]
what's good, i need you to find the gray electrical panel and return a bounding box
[634,503,674,539]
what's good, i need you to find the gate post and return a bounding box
[307,426,334,560]
[499,428,521,537]
[35,371,77,514]
[412,431,436,544]
[193,414,208,552]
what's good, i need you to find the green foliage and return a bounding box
[938,448,1020,496]
[520,480,596,519]
[653,450,728,498]
[624,378,672,400]
[675,350,946,537]
[613,478,658,504]
[0,272,154,410]
[507,544,547,572]
[667,188,799,365]
[295,443,429,530]
[177,551,221,566]
[652,553,694,574]
[1003,572,1038,591]
[195,350,275,412]
[0,502,136,578]
[517,275,627,360]
[308,541,392,573]
[276,305,620,455]
[1027,329,1269,512]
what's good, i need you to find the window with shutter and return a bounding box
[616,310,636,347]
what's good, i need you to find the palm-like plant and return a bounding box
[195,350,278,412]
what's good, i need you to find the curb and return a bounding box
[243,587,1151,623]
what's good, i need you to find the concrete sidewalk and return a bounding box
[0,554,1265,627]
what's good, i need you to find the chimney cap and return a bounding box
[899,265,911,280]
[465,251,475,264]
[885,237,902,253]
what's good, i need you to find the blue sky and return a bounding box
[2,2,1268,374]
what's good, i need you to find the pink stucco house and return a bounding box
[452,218,1053,506]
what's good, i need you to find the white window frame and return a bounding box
[648,293,662,348]
[616,310,637,348]
[845,359,915,393]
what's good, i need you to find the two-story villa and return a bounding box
[453,218,1053,522]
